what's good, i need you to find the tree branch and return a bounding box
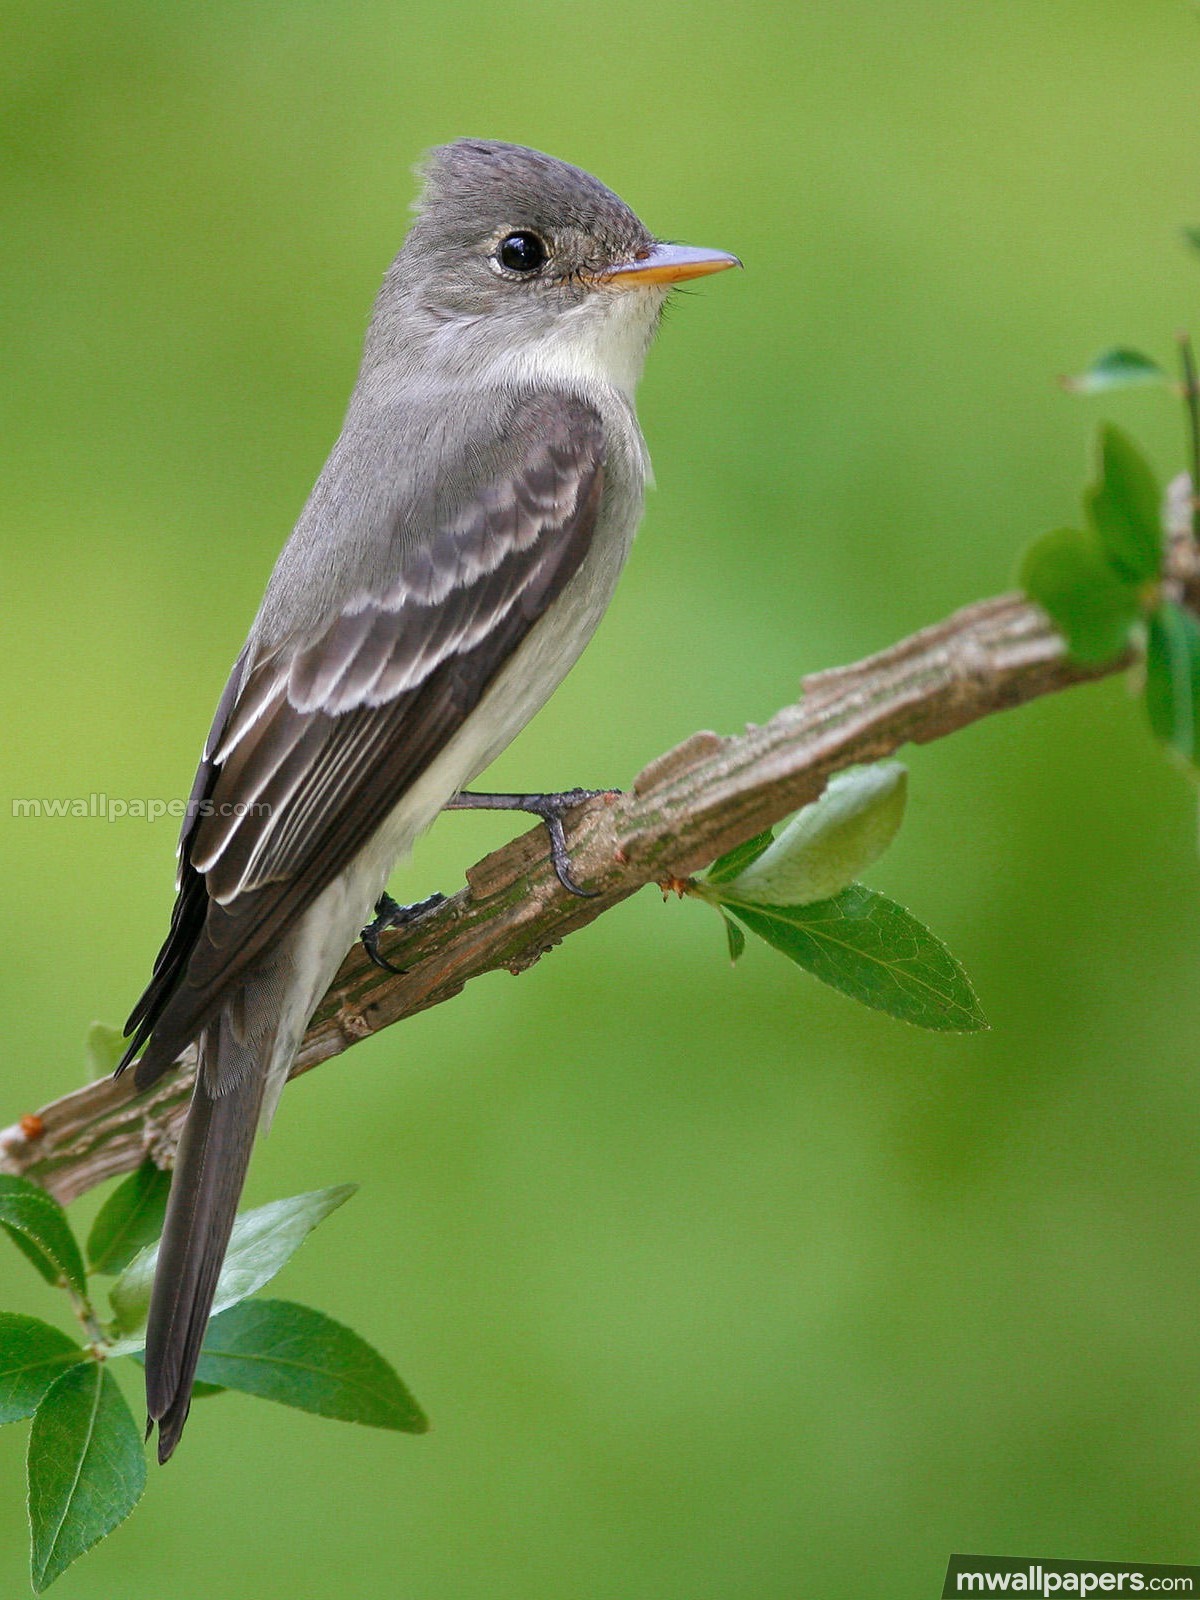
[0,588,1138,1203]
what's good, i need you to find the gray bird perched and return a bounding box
[118,138,738,1461]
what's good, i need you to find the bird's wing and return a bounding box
[123,393,605,1079]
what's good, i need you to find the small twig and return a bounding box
[65,1286,108,1355]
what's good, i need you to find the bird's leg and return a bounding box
[360,891,447,974]
[445,788,617,898]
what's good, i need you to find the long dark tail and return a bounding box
[145,1049,265,1463]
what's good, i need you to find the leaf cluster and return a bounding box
[1022,383,1200,766]
[0,1167,424,1592]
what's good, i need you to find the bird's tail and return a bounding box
[144,1021,267,1463]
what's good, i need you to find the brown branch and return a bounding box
[0,588,1137,1204]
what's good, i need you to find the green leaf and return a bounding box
[1083,423,1163,586]
[706,829,775,885]
[1061,347,1167,395]
[1020,526,1140,664]
[723,884,987,1033]
[1145,601,1200,764]
[0,1316,85,1424]
[27,1362,145,1592]
[86,1161,171,1276]
[107,1184,356,1353]
[84,1023,127,1081]
[721,912,746,964]
[1183,226,1200,255]
[190,1299,427,1432]
[0,1177,87,1296]
[716,763,907,906]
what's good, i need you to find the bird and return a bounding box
[117,138,739,1462]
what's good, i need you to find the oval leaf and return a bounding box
[1084,423,1163,586]
[1061,348,1167,395]
[27,1363,146,1593]
[0,1177,86,1296]
[87,1161,171,1276]
[706,829,775,885]
[107,1184,356,1354]
[719,763,907,906]
[192,1299,427,1432]
[1020,526,1140,664]
[1145,601,1200,764]
[724,884,987,1032]
[0,1315,85,1425]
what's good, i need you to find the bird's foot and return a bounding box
[445,788,618,898]
[360,891,447,974]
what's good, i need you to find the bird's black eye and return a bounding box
[497,231,548,274]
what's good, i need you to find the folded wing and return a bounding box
[123,393,605,1081]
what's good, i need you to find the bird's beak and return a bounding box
[595,243,742,289]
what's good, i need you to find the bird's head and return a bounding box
[366,140,739,398]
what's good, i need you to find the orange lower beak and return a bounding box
[597,243,742,288]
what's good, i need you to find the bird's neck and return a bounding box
[361,286,665,408]
[482,289,665,403]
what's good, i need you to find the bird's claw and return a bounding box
[359,891,447,973]
[522,797,599,898]
[447,787,618,898]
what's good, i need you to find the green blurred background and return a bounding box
[2,1,1198,1594]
